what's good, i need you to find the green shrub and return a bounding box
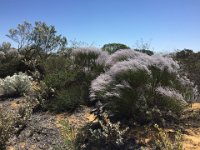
[43,48,107,112]
[0,108,15,150]
[89,112,129,147]
[76,112,129,150]
[43,66,88,111]
[0,99,33,150]
[47,87,86,112]
[55,120,78,150]
[0,51,24,78]
[153,124,183,150]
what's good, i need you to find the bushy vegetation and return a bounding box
[89,112,129,148]
[175,49,200,96]
[1,21,200,150]
[0,98,34,150]
[0,108,15,149]
[0,72,32,97]
[40,48,108,112]
[91,49,197,123]
[153,124,183,150]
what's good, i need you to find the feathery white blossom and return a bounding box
[72,47,101,56]
[105,49,179,73]
[108,59,151,77]
[156,86,186,104]
[90,73,113,100]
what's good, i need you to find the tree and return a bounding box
[0,42,11,52]
[6,21,67,54]
[7,21,33,50]
[134,39,154,56]
[102,43,130,54]
[32,21,67,54]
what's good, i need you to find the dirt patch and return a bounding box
[181,103,200,150]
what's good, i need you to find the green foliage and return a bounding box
[175,49,200,94]
[42,48,107,112]
[0,99,33,150]
[32,21,67,55]
[134,49,154,56]
[76,112,129,150]
[7,21,32,49]
[56,120,78,150]
[47,87,86,112]
[102,43,130,54]
[154,124,183,150]
[0,57,22,78]
[0,42,11,52]
[0,108,15,150]
[7,21,67,55]
[42,55,90,112]
[89,112,129,147]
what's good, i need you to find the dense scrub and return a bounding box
[174,49,200,95]
[0,21,200,150]
[91,49,198,123]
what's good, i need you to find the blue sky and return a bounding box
[0,0,200,52]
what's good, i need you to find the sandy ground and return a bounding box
[182,103,200,150]
[1,97,200,150]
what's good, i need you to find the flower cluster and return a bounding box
[155,86,186,104]
[105,49,180,73]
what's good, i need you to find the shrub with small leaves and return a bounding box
[0,72,32,97]
[0,98,34,150]
[153,124,183,150]
[0,108,15,149]
[89,112,129,148]
[55,120,78,150]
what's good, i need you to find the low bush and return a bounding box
[153,124,183,150]
[76,112,129,150]
[0,98,33,150]
[0,51,24,78]
[0,72,32,97]
[43,67,88,112]
[89,112,129,148]
[0,108,15,150]
[56,120,78,150]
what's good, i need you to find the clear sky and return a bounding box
[0,0,200,52]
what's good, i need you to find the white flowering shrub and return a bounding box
[0,72,32,97]
[90,49,198,122]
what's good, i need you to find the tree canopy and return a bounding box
[101,43,130,54]
[6,21,67,54]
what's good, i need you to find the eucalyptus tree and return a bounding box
[7,21,67,55]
